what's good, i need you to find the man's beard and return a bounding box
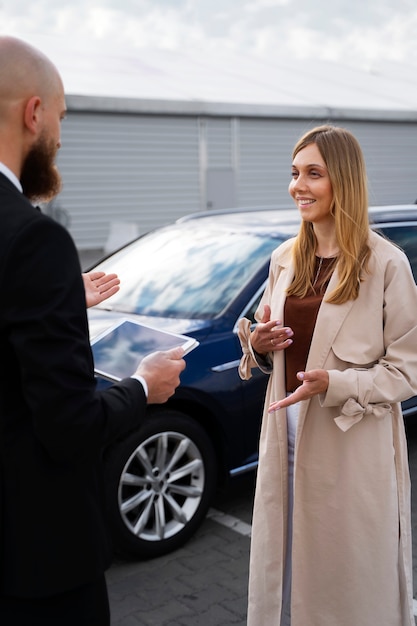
[20,133,62,203]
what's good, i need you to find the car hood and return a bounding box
[87,307,213,343]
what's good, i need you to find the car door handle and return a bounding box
[211,360,241,372]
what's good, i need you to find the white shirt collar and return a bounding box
[0,162,23,193]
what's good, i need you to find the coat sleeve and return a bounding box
[321,244,417,424]
[3,213,147,462]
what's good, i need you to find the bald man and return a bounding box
[0,37,185,625]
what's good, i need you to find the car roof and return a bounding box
[177,206,302,236]
[178,204,417,232]
[368,204,417,224]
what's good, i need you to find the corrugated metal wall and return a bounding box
[56,113,200,249]
[238,118,417,208]
[54,106,417,250]
[341,121,417,205]
[238,119,309,207]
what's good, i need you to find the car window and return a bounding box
[376,225,417,282]
[95,225,282,319]
[240,280,269,324]
[245,296,262,324]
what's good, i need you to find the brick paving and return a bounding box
[107,517,250,626]
[107,428,417,626]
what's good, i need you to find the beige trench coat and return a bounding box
[239,231,417,626]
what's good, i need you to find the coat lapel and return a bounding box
[305,270,355,371]
[296,270,355,429]
[273,250,295,320]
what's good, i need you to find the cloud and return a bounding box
[243,0,290,13]
[0,0,416,69]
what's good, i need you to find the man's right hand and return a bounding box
[135,346,186,404]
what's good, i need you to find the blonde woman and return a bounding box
[238,125,417,626]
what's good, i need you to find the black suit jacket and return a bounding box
[0,173,147,598]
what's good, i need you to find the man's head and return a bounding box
[0,36,66,201]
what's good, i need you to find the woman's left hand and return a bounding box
[83,271,121,308]
[268,368,329,412]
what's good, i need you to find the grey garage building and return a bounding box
[47,50,417,254]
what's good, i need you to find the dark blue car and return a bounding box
[88,205,417,558]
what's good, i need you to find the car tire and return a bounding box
[104,410,218,558]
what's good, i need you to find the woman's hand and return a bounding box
[83,271,121,308]
[251,305,294,355]
[268,369,329,412]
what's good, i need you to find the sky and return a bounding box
[1,0,417,69]
[1,0,417,108]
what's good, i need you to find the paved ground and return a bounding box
[106,427,417,626]
[106,477,254,626]
[107,519,249,626]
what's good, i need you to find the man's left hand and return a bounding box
[83,271,120,308]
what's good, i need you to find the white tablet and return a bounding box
[90,318,199,382]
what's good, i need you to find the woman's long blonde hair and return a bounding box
[286,125,371,304]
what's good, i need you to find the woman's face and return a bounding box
[289,142,334,226]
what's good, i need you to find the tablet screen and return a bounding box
[91,318,198,382]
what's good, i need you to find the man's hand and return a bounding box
[250,305,294,354]
[268,369,329,412]
[135,346,186,404]
[83,271,120,308]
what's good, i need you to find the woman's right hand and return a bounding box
[250,305,294,355]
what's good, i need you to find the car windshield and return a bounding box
[94,223,283,318]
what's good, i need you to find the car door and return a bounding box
[377,222,417,418]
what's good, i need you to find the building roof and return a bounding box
[35,35,417,119]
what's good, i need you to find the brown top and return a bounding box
[284,256,336,392]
